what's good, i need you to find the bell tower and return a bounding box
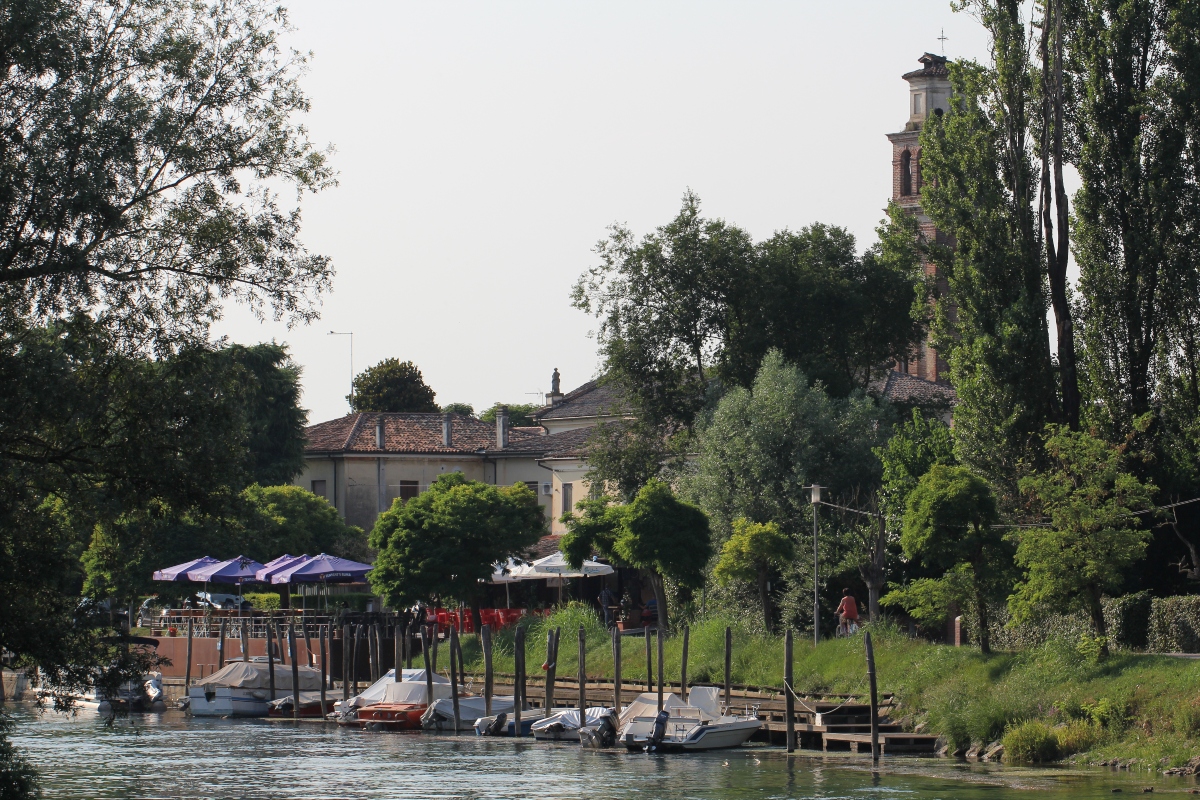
[887,53,952,383]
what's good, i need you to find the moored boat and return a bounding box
[530,707,616,742]
[616,688,761,752]
[266,691,337,718]
[71,672,167,715]
[474,708,548,737]
[421,695,517,732]
[335,670,451,730]
[187,658,323,717]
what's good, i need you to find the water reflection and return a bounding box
[5,703,1194,800]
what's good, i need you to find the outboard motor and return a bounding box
[580,712,618,749]
[483,712,508,736]
[644,709,670,752]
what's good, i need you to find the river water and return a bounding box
[7,704,1196,799]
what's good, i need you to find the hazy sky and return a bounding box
[213,1,993,425]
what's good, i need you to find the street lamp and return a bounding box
[808,484,823,646]
[328,331,354,410]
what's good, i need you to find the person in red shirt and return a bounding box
[836,589,859,636]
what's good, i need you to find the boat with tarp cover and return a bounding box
[186,659,323,717]
[335,669,451,730]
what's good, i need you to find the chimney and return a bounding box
[495,405,508,449]
[375,415,385,449]
[442,412,453,448]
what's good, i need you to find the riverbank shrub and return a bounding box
[244,593,281,611]
[1003,720,1060,763]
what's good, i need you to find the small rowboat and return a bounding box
[346,702,427,730]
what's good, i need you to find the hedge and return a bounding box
[1147,595,1200,653]
[957,592,1153,652]
[243,592,379,613]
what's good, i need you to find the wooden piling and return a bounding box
[545,627,558,711]
[276,621,287,665]
[482,624,494,716]
[454,626,466,688]
[185,617,194,688]
[644,626,653,692]
[288,622,300,721]
[319,624,327,715]
[240,620,250,664]
[449,626,462,733]
[865,630,880,764]
[724,626,732,710]
[405,617,414,669]
[352,624,363,695]
[217,618,227,668]
[680,624,690,703]
[513,625,525,736]
[367,623,376,682]
[393,623,402,678]
[376,623,385,680]
[577,626,587,727]
[612,627,622,715]
[656,627,664,712]
[304,622,314,668]
[341,623,351,701]
[430,622,439,673]
[266,622,277,700]
[420,627,434,707]
[785,628,796,753]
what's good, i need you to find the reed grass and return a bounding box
[455,603,1200,768]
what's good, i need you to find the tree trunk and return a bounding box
[857,510,887,622]
[974,580,991,655]
[757,567,774,634]
[648,571,669,633]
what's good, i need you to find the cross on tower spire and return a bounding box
[937,28,948,55]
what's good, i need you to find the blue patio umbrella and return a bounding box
[152,556,218,582]
[271,554,373,613]
[187,556,266,616]
[255,554,309,583]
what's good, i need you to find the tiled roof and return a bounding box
[489,426,593,458]
[878,371,957,407]
[532,379,631,421]
[524,535,565,560]
[903,52,950,80]
[303,412,541,455]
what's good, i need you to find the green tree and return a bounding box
[877,409,958,520]
[479,402,539,428]
[350,359,438,413]
[369,474,546,629]
[897,465,1006,653]
[238,484,369,563]
[583,420,671,503]
[713,519,794,633]
[0,0,334,338]
[686,349,890,628]
[562,480,711,630]
[1012,424,1155,655]
[225,344,308,486]
[440,402,475,416]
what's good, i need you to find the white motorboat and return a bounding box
[73,672,167,714]
[421,694,517,732]
[473,708,548,737]
[187,658,323,717]
[333,668,448,715]
[616,688,762,752]
[530,707,616,742]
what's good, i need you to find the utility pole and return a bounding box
[809,485,823,646]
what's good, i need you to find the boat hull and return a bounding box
[188,686,280,717]
[340,703,427,731]
[620,717,761,752]
[267,698,337,719]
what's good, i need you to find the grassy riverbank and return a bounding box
[458,603,1200,769]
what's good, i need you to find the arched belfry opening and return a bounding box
[900,149,913,196]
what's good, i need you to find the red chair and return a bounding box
[480,609,499,628]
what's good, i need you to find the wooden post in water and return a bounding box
[644,626,653,692]
[277,621,289,665]
[352,624,363,695]
[405,617,414,669]
[454,627,466,688]
[288,623,300,721]
[420,628,434,708]
[785,628,796,753]
[513,625,525,736]
[448,625,462,733]
[394,623,402,679]
[656,627,664,712]
[612,627,622,716]
[185,617,194,688]
[341,623,351,701]
[367,623,376,682]
[544,627,559,711]
[376,623,385,680]
[304,622,314,668]
[319,624,327,715]
[680,624,690,703]
[724,626,732,711]
[217,617,227,668]
[430,622,439,673]
[482,624,494,716]
[240,620,250,663]
[577,626,587,728]
[266,622,277,700]
[865,630,880,764]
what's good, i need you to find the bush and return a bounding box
[1105,592,1151,650]
[244,593,280,611]
[1148,596,1200,653]
[1003,720,1060,763]
[1173,702,1200,738]
[1054,719,1100,756]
